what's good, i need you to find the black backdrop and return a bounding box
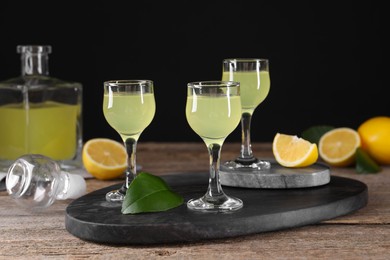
[0,1,387,144]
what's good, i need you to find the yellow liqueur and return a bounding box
[0,45,83,171]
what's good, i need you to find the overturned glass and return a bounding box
[6,154,86,211]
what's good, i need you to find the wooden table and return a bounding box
[1,142,389,259]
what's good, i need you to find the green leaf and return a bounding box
[355,147,381,174]
[121,172,184,214]
[301,125,335,145]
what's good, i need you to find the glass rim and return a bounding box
[17,45,52,54]
[104,79,153,86]
[223,58,269,62]
[187,81,240,89]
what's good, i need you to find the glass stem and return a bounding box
[206,143,225,199]
[237,112,256,163]
[123,137,137,190]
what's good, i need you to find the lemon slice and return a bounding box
[272,133,318,167]
[82,138,127,180]
[318,127,361,167]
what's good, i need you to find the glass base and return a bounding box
[187,194,243,212]
[106,189,125,202]
[224,157,271,171]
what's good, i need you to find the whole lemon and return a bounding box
[357,116,390,165]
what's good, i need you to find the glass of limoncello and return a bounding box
[103,80,155,203]
[221,58,271,171]
[186,81,243,212]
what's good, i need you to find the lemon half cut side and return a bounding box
[272,133,318,168]
[318,127,361,167]
[82,138,127,180]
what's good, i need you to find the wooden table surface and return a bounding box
[0,142,389,259]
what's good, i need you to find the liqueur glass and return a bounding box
[103,80,155,202]
[221,58,271,170]
[186,81,243,211]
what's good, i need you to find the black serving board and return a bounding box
[65,172,368,245]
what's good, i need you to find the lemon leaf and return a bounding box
[355,148,381,174]
[301,125,334,145]
[121,172,184,214]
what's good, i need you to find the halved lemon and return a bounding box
[272,133,318,167]
[82,138,127,180]
[318,127,361,167]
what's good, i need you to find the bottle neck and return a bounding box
[20,52,50,76]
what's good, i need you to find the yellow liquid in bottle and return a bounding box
[0,101,79,160]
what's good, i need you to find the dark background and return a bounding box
[0,1,387,144]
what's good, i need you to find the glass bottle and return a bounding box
[6,154,86,211]
[0,45,83,172]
